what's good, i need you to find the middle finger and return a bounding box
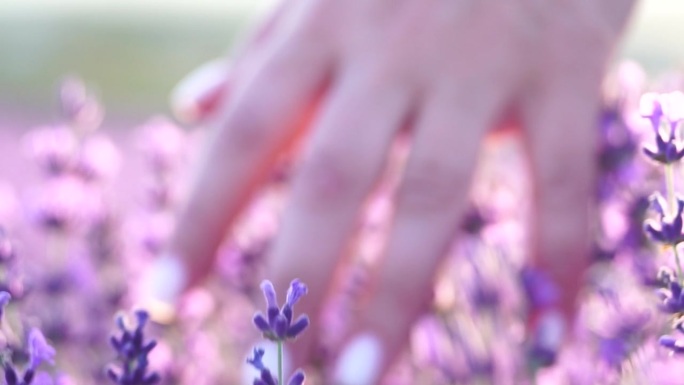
[266,59,415,368]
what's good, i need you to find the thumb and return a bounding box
[171,59,230,124]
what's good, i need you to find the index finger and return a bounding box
[163,16,334,299]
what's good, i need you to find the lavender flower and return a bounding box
[246,348,305,385]
[107,310,160,385]
[0,291,10,319]
[250,280,309,385]
[659,334,684,354]
[643,194,684,245]
[2,328,55,385]
[642,123,684,164]
[29,177,92,233]
[598,310,651,367]
[521,268,563,369]
[23,126,78,176]
[252,280,310,342]
[27,329,56,370]
[657,280,684,314]
[520,267,560,310]
[641,92,684,164]
[658,315,684,355]
[137,117,186,173]
[76,135,121,182]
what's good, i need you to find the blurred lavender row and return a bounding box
[0,58,684,385]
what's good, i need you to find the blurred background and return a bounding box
[0,0,683,127]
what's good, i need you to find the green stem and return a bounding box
[278,341,283,385]
[675,245,684,284]
[666,164,677,215]
[665,164,684,282]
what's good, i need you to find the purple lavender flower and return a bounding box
[107,310,160,385]
[217,241,269,295]
[27,329,56,370]
[23,126,78,176]
[597,104,637,174]
[253,280,310,342]
[521,268,563,369]
[597,310,651,368]
[659,334,684,354]
[246,348,305,385]
[29,176,103,233]
[2,328,55,385]
[520,267,560,310]
[642,123,684,164]
[136,117,186,173]
[76,135,121,182]
[641,92,684,164]
[466,268,501,311]
[3,365,34,385]
[620,195,651,252]
[0,291,10,319]
[657,280,684,314]
[643,195,684,245]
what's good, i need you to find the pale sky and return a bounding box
[0,0,682,73]
[0,0,678,19]
[0,0,276,17]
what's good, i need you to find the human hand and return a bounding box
[153,0,637,383]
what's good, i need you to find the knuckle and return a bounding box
[295,147,368,206]
[221,106,274,153]
[398,158,468,214]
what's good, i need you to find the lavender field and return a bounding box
[1,2,684,385]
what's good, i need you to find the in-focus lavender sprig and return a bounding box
[639,91,684,363]
[252,280,310,342]
[249,279,309,385]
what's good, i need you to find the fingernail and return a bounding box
[170,59,228,124]
[332,333,383,385]
[535,309,566,353]
[241,341,292,385]
[141,255,187,304]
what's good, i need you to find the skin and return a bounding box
[165,0,638,382]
